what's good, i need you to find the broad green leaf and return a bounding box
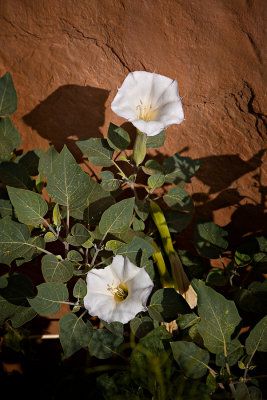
[130,316,156,338]
[89,329,124,359]
[35,174,44,193]
[146,131,165,148]
[100,170,121,192]
[197,281,242,354]
[44,232,57,243]
[235,238,258,267]
[256,235,267,252]
[41,254,74,283]
[0,162,31,189]
[176,313,200,331]
[52,203,61,226]
[105,240,124,252]
[38,145,59,179]
[215,338,243,366]
[66,223,91,246]
[163,153,201,184]
[59,313,93,358]
[7,186,48,225]
[16,149,43,176]
[0,117,21,150]
[115,236,155,267]
[236,383,262,400]
[15,235,45,266]
[134,198,150,221]
[67,250,83,262]
[46,145,92,208]
[245,316,267,354]
[0,219,35,265]
[171,341,210,379]
[77,138,114,167]
[0,137,14,161]
[148,288,191,322]
[132,216,145,231]
[107,122,130,150]
[0,274,36,328]
[0,72,17,116]
[235,282,267,314]
[99,197,135,234]
[101,320,124,337]
[147,172,165,189]
[73,278,87,298]
[253,252,267,273]
[27,283,68,315]
[163,187,194,212]
[142,159,163,175]
[164,210,192,234]
[0,199,12,218]
[194,218,228,259]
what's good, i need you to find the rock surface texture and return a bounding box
[0,0,266,242]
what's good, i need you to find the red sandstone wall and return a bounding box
[0,0,266,239]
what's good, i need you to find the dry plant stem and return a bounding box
[244,350,256,380]
[224,353,236,397]
[41,217,67,247]
[90,231,108,267]
[65,206,70,256]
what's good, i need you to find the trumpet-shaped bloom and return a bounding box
[83,255,154,324]
[111,71,184,136]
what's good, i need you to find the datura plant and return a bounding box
[0,71,266,400]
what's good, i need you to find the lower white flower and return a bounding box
[111,71,184,136]
[84,255,154,324]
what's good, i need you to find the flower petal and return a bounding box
[109,255,140,283]
[126,267,154,305]
[131,119,165,136]
[86,266,119,295]
[84,291,116,322]
[110,298,147,324]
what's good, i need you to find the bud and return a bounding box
[132,130,147,166]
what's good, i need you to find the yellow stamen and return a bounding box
[136,100,157,121]
[107,283,128,302]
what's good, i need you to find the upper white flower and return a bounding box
[83,255,154,324]
[111,71,184,136]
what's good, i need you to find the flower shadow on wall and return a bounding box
[23,85,109,162]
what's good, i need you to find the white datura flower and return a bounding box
[83,255,154,324]
[111,71,184,136]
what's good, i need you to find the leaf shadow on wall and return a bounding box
[23,85,109,162]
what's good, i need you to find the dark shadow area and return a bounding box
[23,84,109,161]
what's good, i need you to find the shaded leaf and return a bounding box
[163,186,194,212]
[0,162,31,189]
[164,210,192,234]
[67,250,83,262]
[245,316,267,354]
[99,197,135,234]
[59,314,93,358]
[28,283,68,316]
[130,316,156,339]
[66,223,91,246]
[215,338,243,366]
[163,153,201,184]
[16,149,43,176]
[171,341,210,379]
[115,236,155,267]
[146,131,165,148]
[100,170,121,192]
[38,145,59,179]
[194,218,228,259]
[134,198,150,221]
[148,288,191,322]
[0,116,21,150]
[236,383,262,400]
[41,254,74,283]
[147,172,165,189]
[73,278,87,298]
[101,320,124,337]
[107,122,130,150]
[0,72,17,116]
[89,329,124,359]
[77,138,114,166]
[0,199,12,218]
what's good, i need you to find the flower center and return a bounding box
[107,283,128,302]
[136,100,157,122]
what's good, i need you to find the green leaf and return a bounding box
[44,232,57,243]
[215,338,243,366]
[0,137,14,161]
[101,320,124,337]
[0,72,17,116]
[235,238,258,267]
[197,281,242,354]
[77,138,114,167]
[41,254,74,283]
[67,250,83,262]
[146,131,165,148]
[73,278,87,298]
[16,149,43,176]
[171,341,210,379]
[0,117,21,149]
[7,186,48,225]
[0,162,31,189]
[130,316,156,338]
[147,172,165,189]
[236,383,262,400]
[194,218,228,259]
[245,316,267,354]
[66,223,91,246]
[0,219,35,265]
[163,153,201,184]
[100,170,121,192]
[115,236,155,267]
[235,282,267,314]
[176,313,200,331]
[178,250,205,279]
[148,288,191,322]
[28,283,68,316]
[107,122,130,150]
[0,274,36,328]
[105,240,124,252]
[59,314,93,358]
[163,187,194,212]
[38,145,59,179]
[132,217,145,231]
[89,329,124,359]
[142,159,163,175]
[46,145,92,208]
[99,197,135,234]
[134,198,150,221]
[0,199,12,218]
[164,210,192,234]
[253,252,267,273]
[206,268,227,287]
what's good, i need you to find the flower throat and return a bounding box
[107,283,128,302]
